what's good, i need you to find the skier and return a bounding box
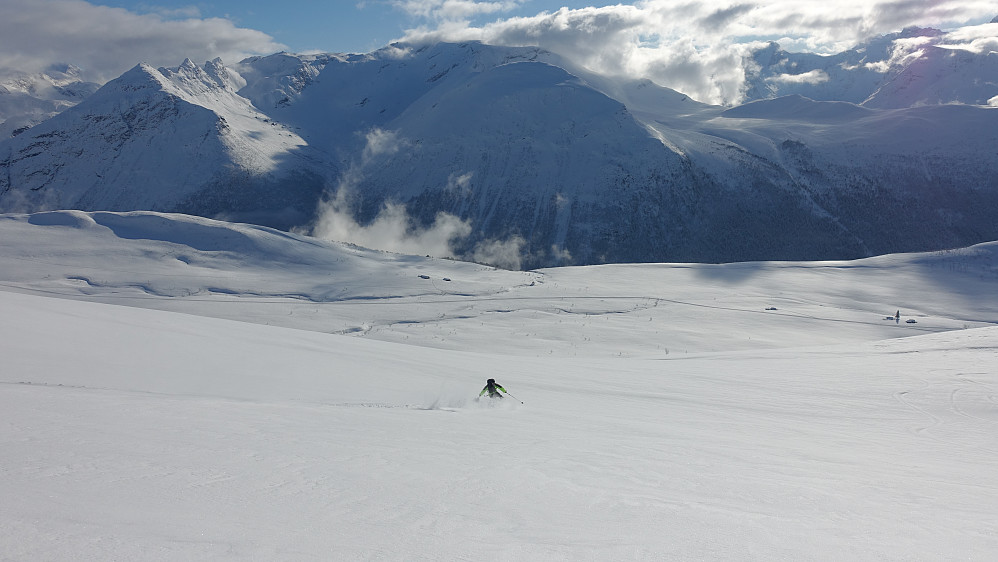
[895,310,900,324]
[479,378,507,399]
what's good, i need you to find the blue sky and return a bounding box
[90,1,619,54]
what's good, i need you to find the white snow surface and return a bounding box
[2,210,998,560]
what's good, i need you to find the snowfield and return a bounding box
[2,211,997,560]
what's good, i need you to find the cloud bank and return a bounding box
[396,0,998,104]
[0,0,285,81]
[6,1,994,104]
[392,0,525,21]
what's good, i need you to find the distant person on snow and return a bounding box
[480,378,507,399]
[896,310,900,324]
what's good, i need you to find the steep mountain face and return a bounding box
[742,26,998,108]
[1,37,997,268]
[348,58,698,265]
[255,41,998,266]
[707,99,998,256]
[862,45,998,108]
[0,59,332,228]
[233,52,340,110]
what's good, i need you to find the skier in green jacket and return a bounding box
[479,378,507,399]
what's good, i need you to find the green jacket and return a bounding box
[480,382,506,397]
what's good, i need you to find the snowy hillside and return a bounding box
[2,29,998,267]
[2,210,997,560]
[4,210,996,354]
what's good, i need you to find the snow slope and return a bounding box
[2,211,998,560]
[3,210,996,354]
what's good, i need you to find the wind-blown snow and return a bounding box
[2,210,997,560]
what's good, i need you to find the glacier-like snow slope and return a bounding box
[1,210,997,560]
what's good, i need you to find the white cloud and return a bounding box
[767,69,830,85]
[396,0,998,104]
[554,192,569,209]
[888,35,936,65]
[361,127,406,163]
[549,244,572,265]
[145,5,204,19]
[310,197,473,259]
[308,127,447,256]
[393,0,524,21]
[445,171,474,194]
[937,22,998,54]
[863,60,892,73]
[307,154,474,259]
[306,128,526,267]
[0,0,285,81]
[471,235,525,270]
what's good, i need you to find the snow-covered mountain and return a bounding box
[0,64,99,138]
[1,30,997,267]
[742,24,998,108]
[0,59,333,228]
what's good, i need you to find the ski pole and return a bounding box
[505,392,524,404]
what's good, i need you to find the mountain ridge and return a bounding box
[2,31,997,268]
[0,59,333,228]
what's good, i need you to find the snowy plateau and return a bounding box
[1,210,997,560]
[1,24,998,268]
